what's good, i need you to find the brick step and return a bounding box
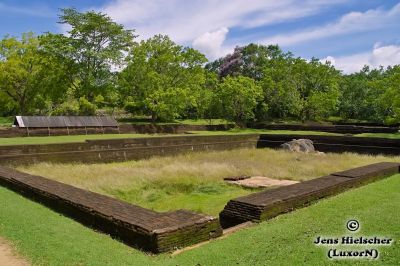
[219,162,400,228]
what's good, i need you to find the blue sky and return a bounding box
[1,0,399,73]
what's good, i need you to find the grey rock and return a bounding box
[280,139,315,153]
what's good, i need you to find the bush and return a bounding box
[215,76,263,126]
[52,97,97,116]
[78,97,97,115]
[52,99,80,115]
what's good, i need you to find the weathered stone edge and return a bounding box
[219,162,400,228]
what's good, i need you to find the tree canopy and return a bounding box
[0,8,399,125]
[41,8,136,102]
[119,35,207,121]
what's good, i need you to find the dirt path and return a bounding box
[0,238,29,266]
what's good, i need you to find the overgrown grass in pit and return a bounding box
[18,148,400,215]
[106,181,259,215]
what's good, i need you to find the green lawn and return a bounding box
[189,128,343,136]
[355,132,400,139]
[0,133,179,146]
[0,173,398,265]
[191,128,400,139]
[0,128,398,146]
[0,130,340,146]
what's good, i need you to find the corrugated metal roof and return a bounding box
[14,116,118,128]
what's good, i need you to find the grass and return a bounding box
[104,182,255,215]
[0,127,398,146]
[0,133,180,146]
[18,148,400,215]
[0,173,398,265]
[189,128,343,136]
[0,129,341,146]
[355,132,400,139]
[191,128,400,139]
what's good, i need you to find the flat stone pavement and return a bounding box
[226,176,299,188]
[0,238,29,266]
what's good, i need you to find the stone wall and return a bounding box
[251,123,398,134]
[258,134,400,155]
[0,134,260,165]
[219,162,400,228]
[1,134,399,166]
[0,166,222,253]
[0,123,234,138]
[333,121,400,127]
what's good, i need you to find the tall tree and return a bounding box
[371,65,400,124]
[260,55,302,120]
[338,66,377,120]
[215,76,263,125]
[119,35,207,121]
[41,8,136,102]
[260,57,340,121]
[295,58,341,121]
[0,33,67,114]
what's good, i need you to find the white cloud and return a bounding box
[98,0,345,58]
[192,28,230,60]
[262,3,400,46]
[95,1,400,65]
[322,44,400,73]
[370,44,400,66]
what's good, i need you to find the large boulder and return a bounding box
[280,139,315,153]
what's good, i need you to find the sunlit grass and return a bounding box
[0,133,179,146]
[0,129,341,146]
[18,148,400,215]
[1,127,398,146]
[189,128,343,136]
[355,132,400,139]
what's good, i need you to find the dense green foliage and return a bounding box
[118,35,207,121]
[0,9,399,125]
[214,76,263,124]
[0,33,69,114]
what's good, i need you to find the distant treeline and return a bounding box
[0,8,399,125]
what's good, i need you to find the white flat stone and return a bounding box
[226,176,299,188]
